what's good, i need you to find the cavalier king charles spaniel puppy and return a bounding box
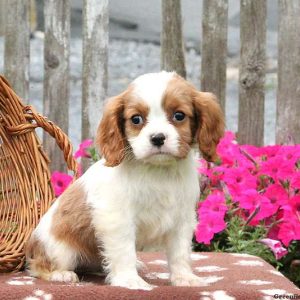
[26,71,224,290]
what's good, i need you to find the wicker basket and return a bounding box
[0,76,79,272]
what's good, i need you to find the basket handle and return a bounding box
[5,105,79,179]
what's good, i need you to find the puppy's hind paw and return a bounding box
[49,271,79,283]
[171,273,208,287]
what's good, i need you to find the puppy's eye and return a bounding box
[131,115,144,125]
[173,111,185,122]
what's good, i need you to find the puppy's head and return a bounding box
[96,72,225,167]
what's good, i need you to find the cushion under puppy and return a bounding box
[26,71,225,290]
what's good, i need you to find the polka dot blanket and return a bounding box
[0,252,299,300]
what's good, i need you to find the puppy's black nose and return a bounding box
[150,133,166,147]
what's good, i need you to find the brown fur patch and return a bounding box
[163,75,225,162]
[193,92,225,162]
[96,91,127,167]
[25,236,53,280]
[124,96,149,138]
[163,76,196,158]
[96,86,150,165]
[51,180,99,265]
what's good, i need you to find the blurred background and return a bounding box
[0,0,280,153]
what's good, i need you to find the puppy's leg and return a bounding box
[97,221,153,290]
[26,235,79,283]
[166,220,207,287]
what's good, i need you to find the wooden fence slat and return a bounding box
[238,0,266,146]
[4,0,30,103]
[82,0,108,143]
[161,0,186,78]
[43,0,70,172]
[201,0,228,112]
[276,0,300,144]
[0,0,6,36]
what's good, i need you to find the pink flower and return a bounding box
[196,192,227,245]
[217,131,241,166]
[222,167,257,198]
[260,145,281,159]
[263,184,289,210]
[291,172,300,190]
[51,171,73,197]
[259,156,295,181]
[282,195,300,219]
[74,139,93,159]
[277,220,300,247]
[198,161,225,187]
[259,238,288,260]
[267,223,281,241]
[276,145,300,164]
[241,144,262,158]
[195,214,227,245]
[198,192,228,219]
[236,189,274,222]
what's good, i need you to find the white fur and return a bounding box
[31,71,206,290]
[132,71,175,108]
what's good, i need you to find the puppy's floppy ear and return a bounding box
[96,95,126,167]
[193,92,225,162]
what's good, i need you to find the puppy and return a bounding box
[26,71,224,290]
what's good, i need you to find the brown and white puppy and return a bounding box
[26,71,224,290]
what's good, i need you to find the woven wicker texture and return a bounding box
[0,76,78,272]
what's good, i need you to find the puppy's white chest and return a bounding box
[132,173,198,250]
[134,190,179,250]
[135,186,179,225]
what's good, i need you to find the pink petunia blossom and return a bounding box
[277,220,300,247]
[74,139,93,159]
[217,131,241,166]
[258,238,288,260]
[260,145,281,159]
[276,145,300,164]
[222,167,257,198]
[267,223,281,241]
[259,156,295,181]
[198,160,225,188]
[235,189,275,222]
[263,184,289,210]
[282,195,300,220]
[195,214,227,245]
[198,192,228,219]
[51,171,73,197]
[237,148,259,170]
[241,144,263,159]
[291,172,300,190]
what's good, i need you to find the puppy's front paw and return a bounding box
[111,275,154,290]
[171,273,207,287]
[49,271,79,283]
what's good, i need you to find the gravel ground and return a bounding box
[0,36,276,150]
